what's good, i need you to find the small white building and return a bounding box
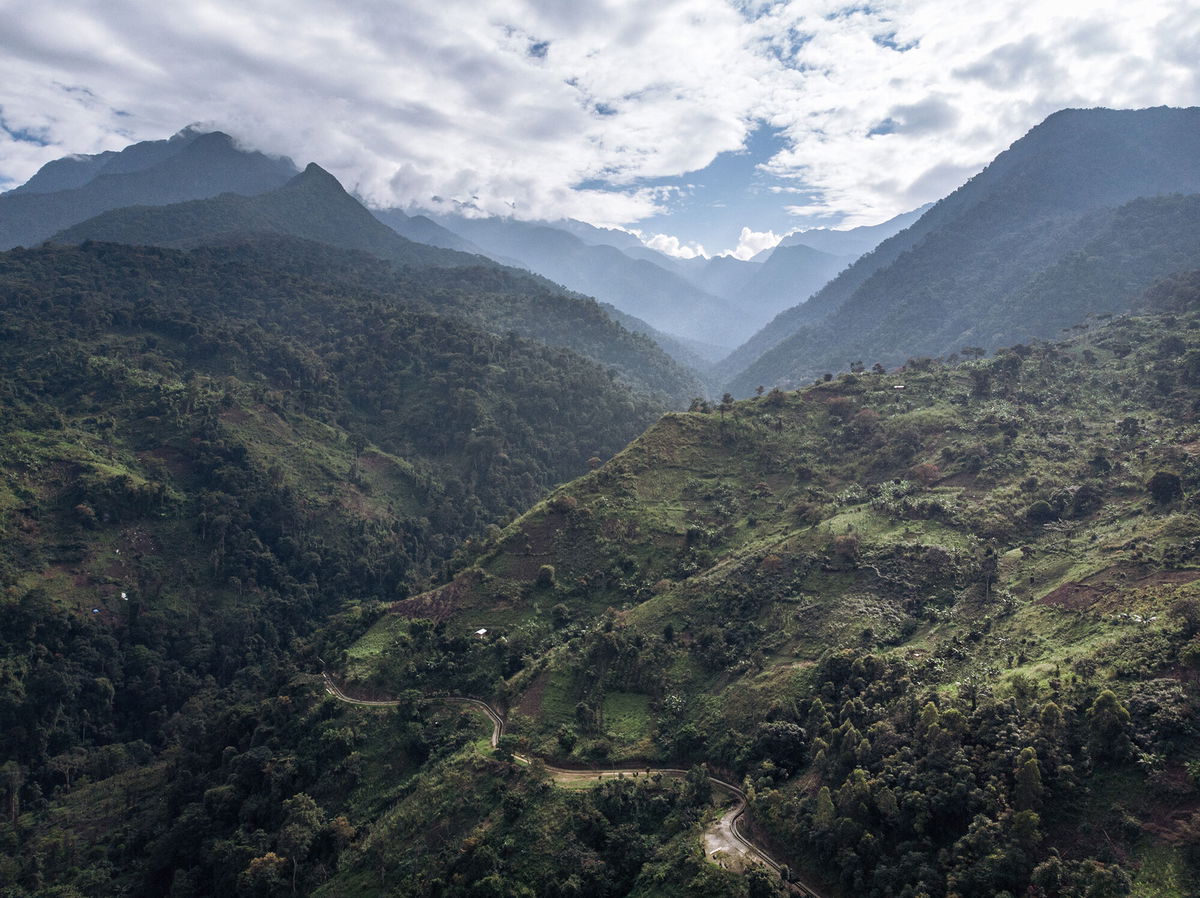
[474,628,488,638]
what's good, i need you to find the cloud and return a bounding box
[643,232,708,259]
[720,226,780,260]
[0,0,1197,228]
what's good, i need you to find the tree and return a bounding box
[814,786,836,830]
[1,761,24,823]
[279,793,322,895]
[1148,471,1182,504]
[1170,597,1200,638]
[240,852,288,898]
[1087,690,1132,761]
[496,734,520,761]
[1013,748,1043,811]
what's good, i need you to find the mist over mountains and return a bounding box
[0,128,298,250]
[6,106,1200,399]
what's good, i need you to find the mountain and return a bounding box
[725,106,1200,394]
[0,129,298,249]
[51,164,700,403]
[5,251,1200,896]
[551,217,647,251]
[0,238,713,895]
[732,242,851,322]
[4,126,211,195]
[200,236,703,404]
[371,207,486,254]
[665,253,764,300]
[777,203,932,256]
[335,304,1200,896]
[51,163,500,269]
[426,214,744,350]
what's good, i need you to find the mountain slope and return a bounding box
[53,169,701,403]
[0,130,298,249]
[345,302,1200,896]
[51,163,495,270]
[427,214,744,348]
[732,190,1200,393]
[197,235,703,404]
[723,106,1200,391]
[0,238,697,896]
[371,207,486,254]
[733,242,851,324]
[778,203,932,256]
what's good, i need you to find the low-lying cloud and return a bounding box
[1,0,1197,234]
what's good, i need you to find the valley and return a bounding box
[1,103,1200,898]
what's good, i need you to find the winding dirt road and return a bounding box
[321,673,825,897]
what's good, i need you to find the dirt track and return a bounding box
[321,672,825,897]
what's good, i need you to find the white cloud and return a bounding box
[0,0,1198,226]
[643,232,708,259]
[721,226,780,260]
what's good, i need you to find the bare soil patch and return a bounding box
[516,670,548,718]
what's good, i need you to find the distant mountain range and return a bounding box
[12,108,1200,403]
[45,162,700,404]
[0,128,298,249]
[420,213,744,352]
[400,206,916,357]
[777,203,931,256]
[52,162,492,270]
[724,106,1200,394]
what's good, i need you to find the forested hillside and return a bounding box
[0,238,692,896]
[338,278,1200,897]
[51,168,703,404]
[723,106,1200,393]
[731,191,1200,393]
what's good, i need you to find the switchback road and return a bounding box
[321,672,825,897]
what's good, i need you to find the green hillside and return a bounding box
[724,106,1200,394]
[343,279,1200,897]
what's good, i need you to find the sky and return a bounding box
[1,0,1198,257]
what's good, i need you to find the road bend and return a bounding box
[321,672,825,897]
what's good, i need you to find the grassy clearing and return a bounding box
[603,691,651,742]
[1131,841,1195,897]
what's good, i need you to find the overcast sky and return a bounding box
[1,0,1198,256]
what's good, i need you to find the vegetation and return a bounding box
[725,106,1200,394]
[0,240,689,894]
[5,115,1200,898]
[51,177,702,404]
[345,279,1200,896]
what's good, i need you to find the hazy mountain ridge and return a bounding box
[725,106,1200,393]
[50,162,494,270]
[424,213,746,349]
[0,130,299,249]
[778,203,932,256]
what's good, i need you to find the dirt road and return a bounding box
[321,673,824,897]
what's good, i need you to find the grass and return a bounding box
[603,691,652,743]
[1132,841,1195,897]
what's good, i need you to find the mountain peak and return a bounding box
[289,162,346,191]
